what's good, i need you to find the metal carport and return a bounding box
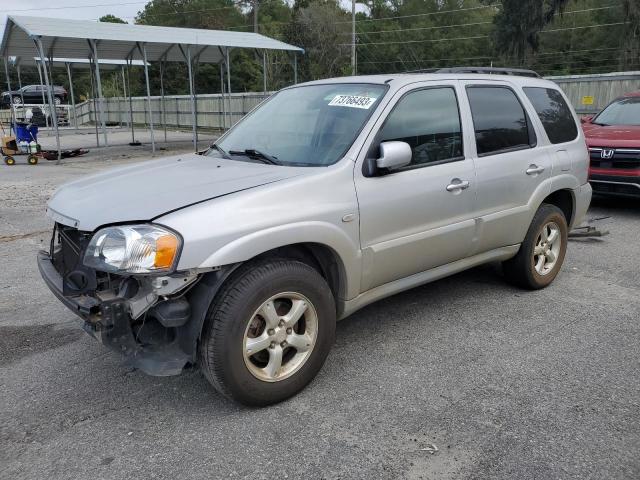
[1,15,303,162]
[11,57,146,145]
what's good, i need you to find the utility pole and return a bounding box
[253,0,259,33]
[351,0,356,75]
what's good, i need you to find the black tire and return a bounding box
[54,96,62,106]
[4,156,15,166]
[503,204,568,289]
[27,155,38,165]
[12,96,22,105]
[199,259,336,406]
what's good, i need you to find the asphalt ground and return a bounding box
[0,153,638,479]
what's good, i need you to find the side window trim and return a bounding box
[465,84,537,158]
[367,84,465,174]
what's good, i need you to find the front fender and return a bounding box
[199,221,362,300]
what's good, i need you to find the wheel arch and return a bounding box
[181,241,351,366]
[540,188,575,227]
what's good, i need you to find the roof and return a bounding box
[296,73,557,89]
[1,15,303,64]
[12,57,147,70]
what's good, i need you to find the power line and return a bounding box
[541,21,628,33]
[348,34,489,47]
[222,3,501,30]
[350,4,620,36]
[356,47,627,69]
[344,21,492,36]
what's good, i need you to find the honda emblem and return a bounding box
[601,149,615,159]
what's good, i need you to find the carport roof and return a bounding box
[1,15,303,64]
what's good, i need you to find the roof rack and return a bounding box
[434,66,541,78]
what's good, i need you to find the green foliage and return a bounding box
[1,0,637,101]
[99,14,128,23]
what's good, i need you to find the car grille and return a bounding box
[51,223,91,275]
[589,147,640,170]
[51,223,115,295]
[591,181,640,196]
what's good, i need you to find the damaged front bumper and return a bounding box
[37,250,198,376]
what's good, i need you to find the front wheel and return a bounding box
[503,204,568,289]
[199,259,336,406]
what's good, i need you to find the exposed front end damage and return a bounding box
[37,223,223,376]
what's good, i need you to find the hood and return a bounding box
[47,153,309,231]
[583,123,640,148]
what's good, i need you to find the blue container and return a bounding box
[12,122,38,142]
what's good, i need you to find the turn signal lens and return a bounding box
[154,234,179,269]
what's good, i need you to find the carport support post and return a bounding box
[262,50,267,94]
[159,59,167,143]
[16,65,25,109]
[293,53,298,84]
[225,48,231,128]
[65,62,78,130]
[89,40,108,147]
[219,62,226,130]
[186,47,197,151]
[126,60,135,143]
[35,60,49,127]
[88,57,100,147]
[120,67,127,128]
[3,57,15,133]
[34,38,61,164]
[141,44,155,154]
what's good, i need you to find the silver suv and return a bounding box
[38,71,592,406]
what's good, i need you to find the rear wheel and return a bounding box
[199,259,336,406]
[27,155,38,165]
[503,204,568,289]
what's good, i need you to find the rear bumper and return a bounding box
[37,250,190,376]
[589,174,640,198]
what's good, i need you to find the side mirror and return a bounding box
[376,141,412,171]
[581,115,593,124]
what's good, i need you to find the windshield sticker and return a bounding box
[328,95,377,109]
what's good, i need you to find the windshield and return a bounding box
[211,83,387,166]
[593,96,640,126]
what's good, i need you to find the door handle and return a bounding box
[446,179,470,192]
[526,165,545,175]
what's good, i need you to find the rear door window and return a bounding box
[524,87,578,144]
[466,86,535,156]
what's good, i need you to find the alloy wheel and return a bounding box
[533,221,561,275]
[243,292,318,382]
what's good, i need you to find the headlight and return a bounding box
[83,224,181,274]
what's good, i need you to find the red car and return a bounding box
[582,91,640,197]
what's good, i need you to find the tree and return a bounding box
[487,0,571,64]
[99,14,127,23]
[620,0,640,70]
[286,0,352,80]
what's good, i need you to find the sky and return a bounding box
[0,0,363,26]
[0,0,148,24]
